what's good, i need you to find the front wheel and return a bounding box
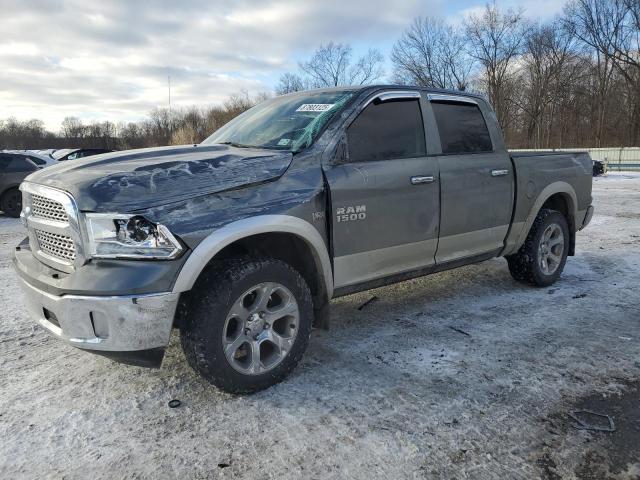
[180,256,313,394]
[506,209,570,287]
[1,188,22,218]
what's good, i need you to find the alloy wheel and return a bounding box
[538,223,564,275]
[222,282,299,375]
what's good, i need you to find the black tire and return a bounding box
[506,209,570,287]
[1,188,22,218]
[180,256,313,394]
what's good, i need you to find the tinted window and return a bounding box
[0,154,35,172]
[28,156,46,165]
[431,101,493,154]
[0,154,10,171]
[347,99,426,162]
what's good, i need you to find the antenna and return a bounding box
[168,74,172,138]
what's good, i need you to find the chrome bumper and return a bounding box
[18,279,179,354]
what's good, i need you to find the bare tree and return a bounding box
[298,42,384,88]
[464,2,528,133]
[348,48,385,86]
[276,73,306,95]
[516,22,579,147]
[61,116,85,141]
[0,118,53,150]
[564,0,640,143]
[146,109,172,146]
[391,17,472,90]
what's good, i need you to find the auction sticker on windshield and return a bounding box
[296,104,335,112]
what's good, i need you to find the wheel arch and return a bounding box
[508,182,578,256]
[1,184,21,198]
[171,215,334,304]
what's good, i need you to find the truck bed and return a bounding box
[503,150,593,256]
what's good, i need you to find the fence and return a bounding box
[509,147,640,171]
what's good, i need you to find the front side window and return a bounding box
[202,90,355,153]
[52,149,73,160]
[431,101,493,154]
[346,99,426,163]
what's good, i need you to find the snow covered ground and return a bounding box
[1,173,639,479]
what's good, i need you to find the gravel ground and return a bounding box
[1,173,639,479]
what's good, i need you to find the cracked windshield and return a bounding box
[202,90,354,152]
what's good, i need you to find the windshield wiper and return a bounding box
[218,141,254,148]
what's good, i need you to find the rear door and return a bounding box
[324,91,440,289]
[427,94,514,263]
[0,153,37,188]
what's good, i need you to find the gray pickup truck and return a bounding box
[13,86,594,393]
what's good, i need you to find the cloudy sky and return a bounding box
[0,0,566,131]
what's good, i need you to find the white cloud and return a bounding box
[0,0,566,131]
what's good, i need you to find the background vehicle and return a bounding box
[593,159,607,176]
[6,150,58,168]
[34,149,59,157]
[0,152,48,217]
[52,148,113,161]
[13,86,594,393]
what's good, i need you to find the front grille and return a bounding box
[35,230,76,261]
[23,184,82,271]
[31,194,68,222]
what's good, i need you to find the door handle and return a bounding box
[411,175,435,185]
[491,169,509,177]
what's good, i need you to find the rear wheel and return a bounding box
[180,256,313,394]
[1,188,22,218]
[506,209,569,287]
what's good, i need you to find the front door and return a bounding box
[324,93,440,289]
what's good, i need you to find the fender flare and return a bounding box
[511,181,578,252]
[1,183,21,196]
[171,215,334,298]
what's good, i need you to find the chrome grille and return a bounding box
[35,230,76,261]
[22,182,84,273]
[31,194,68,222]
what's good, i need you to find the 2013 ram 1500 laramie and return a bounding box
[13,86,594,393]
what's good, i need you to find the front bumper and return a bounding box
[18,278,179,367]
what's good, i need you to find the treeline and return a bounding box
[0,92,267,151]
[1,0,638,151]
[277,0,640,148]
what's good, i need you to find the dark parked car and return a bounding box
[53,148,113,161]
[8,150,58,168]
[593,159,606,176]
[0,152,44,217]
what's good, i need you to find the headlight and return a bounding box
[85,213,183,259]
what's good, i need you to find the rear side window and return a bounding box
[431,101,493,154]
[347,99,426,162]
[28,156,46,166]
[0,155,35,172]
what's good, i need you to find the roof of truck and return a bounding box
[283,85,487,102]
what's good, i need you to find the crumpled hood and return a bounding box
[25,144,293,212]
